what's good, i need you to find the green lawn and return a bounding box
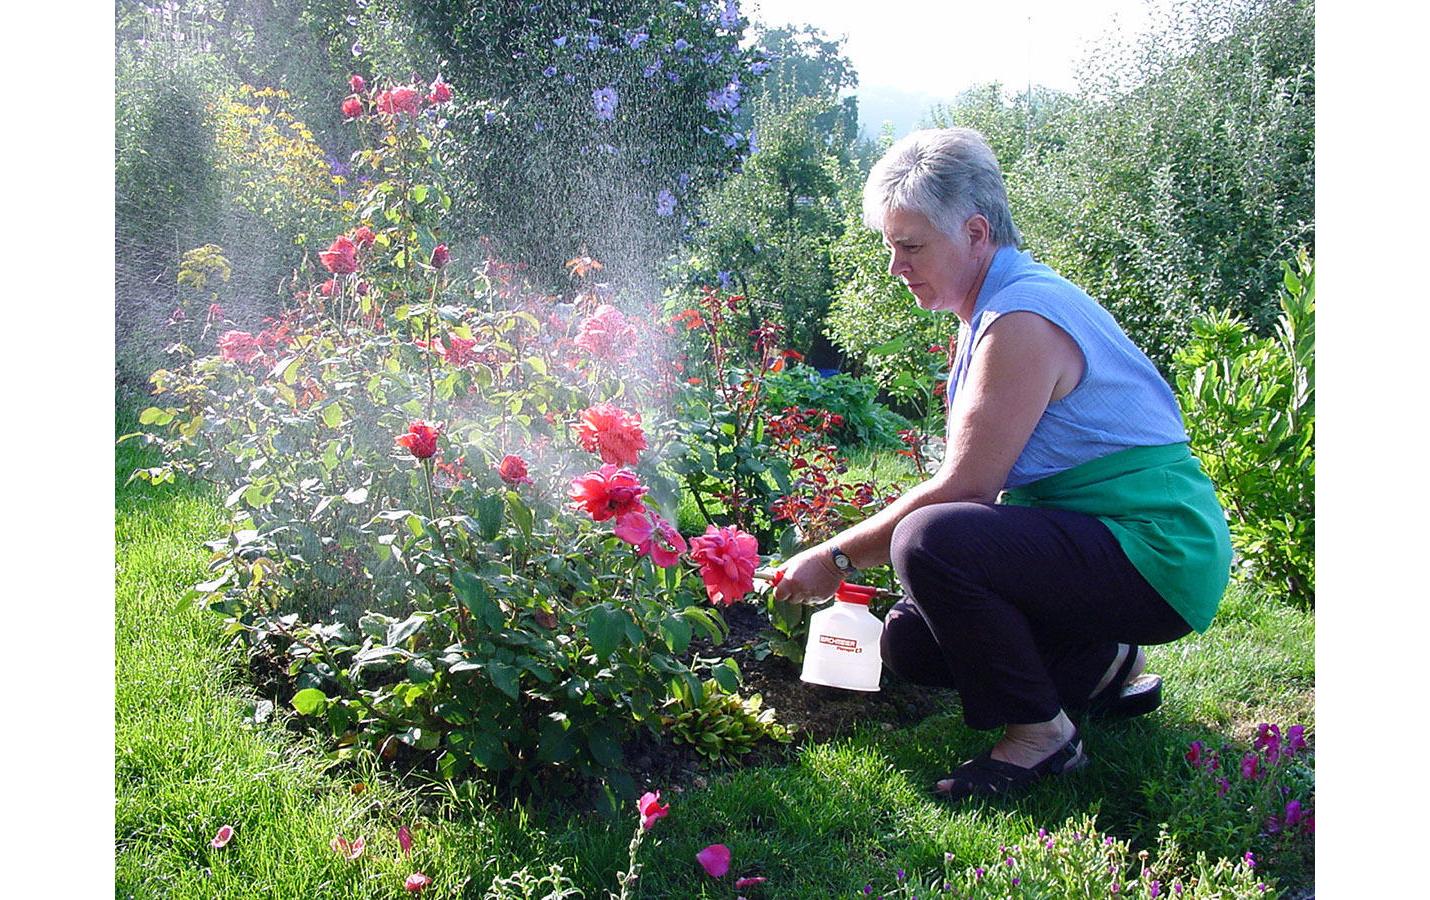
[116,415,1314,898]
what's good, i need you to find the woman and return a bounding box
[772,128,1231,802]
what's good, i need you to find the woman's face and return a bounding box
[881,206,985,317]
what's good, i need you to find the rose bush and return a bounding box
[127,73,762,802]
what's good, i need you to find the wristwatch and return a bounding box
[829,546,856,574]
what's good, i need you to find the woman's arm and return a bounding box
[772,312,1083,602]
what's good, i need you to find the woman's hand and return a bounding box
[771,544,845,606]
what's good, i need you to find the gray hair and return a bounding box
[862,128,1022,247]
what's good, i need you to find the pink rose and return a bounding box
[341,95,363,119]
[217,330,262,365]
[319,234,359,274]
[688,525,760,606]
[209,825,234,849]
[395,421,441,460]
[497,454,533,486]
[569,465,647,522]
[349,74,366,94]
[575,304,637,362]
[575,403,647,467]
[614,508,687,568]
[352,225,375,248]
[376,85,423,116]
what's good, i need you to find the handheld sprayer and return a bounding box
[762,569,887,692]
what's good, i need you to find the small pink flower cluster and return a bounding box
[1185,722,1314,836]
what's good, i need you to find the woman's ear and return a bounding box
[965,214,992,247]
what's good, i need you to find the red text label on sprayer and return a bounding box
[818,635,863,653]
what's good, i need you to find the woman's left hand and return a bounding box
[771,544,845,606]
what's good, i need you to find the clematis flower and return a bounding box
[697,843,732,878]
[376,84,423,116]
[330,835,366,860]
[613,508,687,568]
[575,304,637,362]
[735,876,767,889]
[342,95,364,119]
[209,825,234,848]
[569,465,647,522]
[397,825,413,857]
[637,790,669,830]
[575,403,647,466]
[319,234,359,274]
[217,329,262,365]
[592,85,619,120]
[688,525,759,606]
[395,421,441,460]
[404,872,432,892]
[1283,799,1303,827]
[497,454,533,486]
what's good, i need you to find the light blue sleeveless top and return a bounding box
[948,246,1189,489]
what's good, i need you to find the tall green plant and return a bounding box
[1174,250,1314,606]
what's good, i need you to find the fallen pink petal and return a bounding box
[330,835,366,860]
[735,875,768,889]
[405,872,432,892]
[697,843,732,878]
[209,825,234,848]
[398,825,413,857]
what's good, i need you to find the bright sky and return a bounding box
[748,0,1152,120]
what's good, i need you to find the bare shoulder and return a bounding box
[976,311,1084,402]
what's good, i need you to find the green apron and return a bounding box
[1002,443,1233,632]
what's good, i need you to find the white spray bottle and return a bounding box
[765,571,885,692]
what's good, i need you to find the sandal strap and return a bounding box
[1087,644,1142,712]
[938,730,1085,798]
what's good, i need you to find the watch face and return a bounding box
[832,549,851,570]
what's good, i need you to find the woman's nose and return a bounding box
[887,250,907,277]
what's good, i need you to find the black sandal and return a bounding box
[1086,644,1163,719]
[933,728,1088,802]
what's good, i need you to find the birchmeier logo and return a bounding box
[818,635,862,653]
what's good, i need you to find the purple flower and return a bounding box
[750,60,769,75]
[973,867,985,881]
[564,73,576,84]
[1216,777,1230,797]
[720,0,741,29]
[723,132,742,148]
[705,78,742,114]
[592,86,619,120]
[673,38,690,52]
[586,34,601,51]
[1011,878,1020,887]
[1173,882,1183,895]
[896,869,905,881]
[717,270,732,289]
[656,189,677,217]
[1284,799,1303,826]
[863,886,872,896]
[553,35,567,47]
[667,71,680,84]
[704,50,723,64]
[542,65,557,77]
[1243,851,1256,869]
[628,31,649,49]
[1285,724,1308,756]
[643,59,662,78]
[351,39,363,57]
[1240,753,1260,780]
[1149,881,1161,898]
[1185,740,1204,765]
[484,110,496,124]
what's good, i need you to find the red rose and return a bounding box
[319,234,359,274]
[497,454,533,486]
[688,525,760,606]
[320,279,337,297]
[428,77,452,104]
[439,334,476,366]
[349,74,366,94]
[341,96,363,119]
[569,464,647,522]
[575,403,647,467]
[430,244,450,269]
[376,85,423,116]
[395,421,441,460]
[351,225,375,248]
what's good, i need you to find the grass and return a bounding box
[116,405,1314,898]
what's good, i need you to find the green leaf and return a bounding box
[713,657,741,693]
[660,615,692,655]
[406,657,436,683]
[537,717,575,763]
[587,606,625,660]
[321,403,344,428]
[291,688,328,716]
[436,750,470,780]
[452,568,501,627]
[387,614,427,645]
[410,184,429,204]
[506,492,533,539]
[475,493,503,541]
[487,661,520,700]
[139,407,175,426]
[587,728,624,768]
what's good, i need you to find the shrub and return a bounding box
[126,73,764,801]
[1174,251,1314,606]
[760,364,911,449]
